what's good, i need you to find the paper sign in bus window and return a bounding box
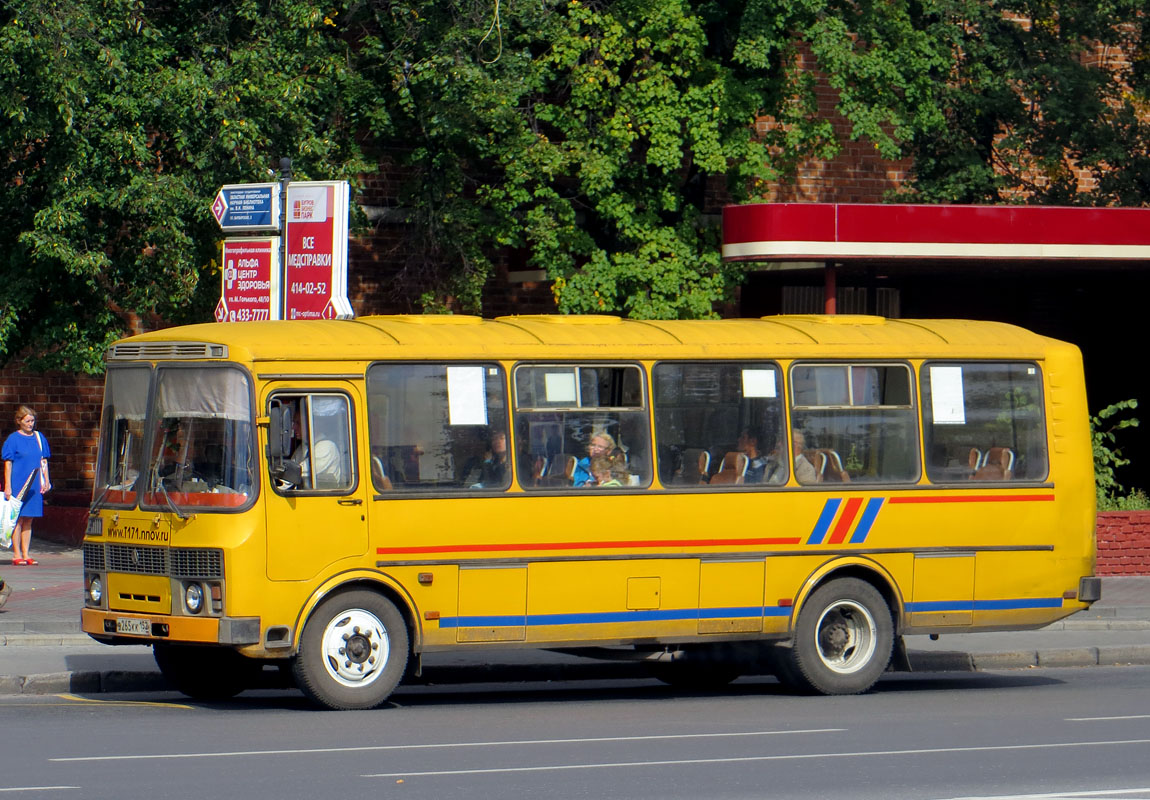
[742,369,777,398]
[447,366,488,425]
[544,372,577,404]
[930,366,966,425]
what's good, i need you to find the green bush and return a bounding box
[1091,399,1149,511]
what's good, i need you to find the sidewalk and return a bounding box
[1,540,1148,696]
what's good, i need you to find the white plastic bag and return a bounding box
[0,495,19,549]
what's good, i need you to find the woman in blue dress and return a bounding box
[3,405,51,566]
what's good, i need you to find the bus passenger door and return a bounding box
[265,387,369,581]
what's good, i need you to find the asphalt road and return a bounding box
[1,666,1148,799]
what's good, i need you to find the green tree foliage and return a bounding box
[1091,399,1149,511]
[0,0,371,373]
[353,0,952,316]
[904,0,1150,204]
[2,0,1147,371]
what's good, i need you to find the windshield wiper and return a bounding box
[151,466,190,521]
[88,483,112,516]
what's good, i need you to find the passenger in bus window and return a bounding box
[761,437,788,485]
[737,427,770,483]
[589,455,622,487]
[309,425,345,490]
[573,431,617,487]
[792,430,818,484]
[463,429,509,489]
[286,403,343,490]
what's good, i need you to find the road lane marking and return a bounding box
[360,738,1150,779]
[56,694,193,710]
[938,789,1150,799]
[1066,715,1150,722]
[0,788,79,793]
[51,728,843,762]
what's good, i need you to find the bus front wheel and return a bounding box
[293,589,409,710]
[784,578,893,695]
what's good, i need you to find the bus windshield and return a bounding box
[94,365,256,512]
[92,367,151,508]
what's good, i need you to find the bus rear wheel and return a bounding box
[293,589,409,710]
[783,578,893,695]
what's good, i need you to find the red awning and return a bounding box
[722,203,1150,262]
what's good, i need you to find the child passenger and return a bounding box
[589,455,622,487]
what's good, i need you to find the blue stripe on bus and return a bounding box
[974,597,1063,610]
[906,597,1063,613]
[905,601,974,612]
[849,497,885,544]
[438,615,528,628]
[807,498,843,545]
[439,606,793,628]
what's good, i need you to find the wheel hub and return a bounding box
[815,600,877,675]
[320,609,391,688]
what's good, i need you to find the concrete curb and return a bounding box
[3,646,1150,696]
[0,671,168,695]
[0,634,92,646]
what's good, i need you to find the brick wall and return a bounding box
[0,363,103,546]
[754,45,913,204]
[0,362,103,493]
[1095,511,1150,576]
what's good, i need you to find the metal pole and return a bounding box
[824,263,837,315]
[279,158,291,320]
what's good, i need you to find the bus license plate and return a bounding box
[115,618,151,636]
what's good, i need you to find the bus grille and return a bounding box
[106,545,167,575]
[82,543,105,571]
[85,544,224,578]
[170,549,224,579]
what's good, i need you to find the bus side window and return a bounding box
[269,393,354,493]
[365,364,510,494]
[513,364,650,490]
[790,363,919,485]
[652,362,786,488]
[921,362,1048,483]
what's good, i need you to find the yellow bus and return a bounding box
[80,314,1100,709]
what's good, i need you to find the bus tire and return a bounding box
[786,578,893,695]
[764,643,805,691]
[153,643,259,700]
[293,589,409,710]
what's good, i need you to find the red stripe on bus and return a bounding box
[887,494,1055,504]
[827,497,864,545]
[377,537,803,555]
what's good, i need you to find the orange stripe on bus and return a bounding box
[827,497,864,545]
[887,494,1055,504]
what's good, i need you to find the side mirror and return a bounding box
[269,405,293,459]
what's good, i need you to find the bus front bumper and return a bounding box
[81,609,261,645]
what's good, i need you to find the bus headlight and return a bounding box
[184,583,204,614]
[87,575,103,604]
